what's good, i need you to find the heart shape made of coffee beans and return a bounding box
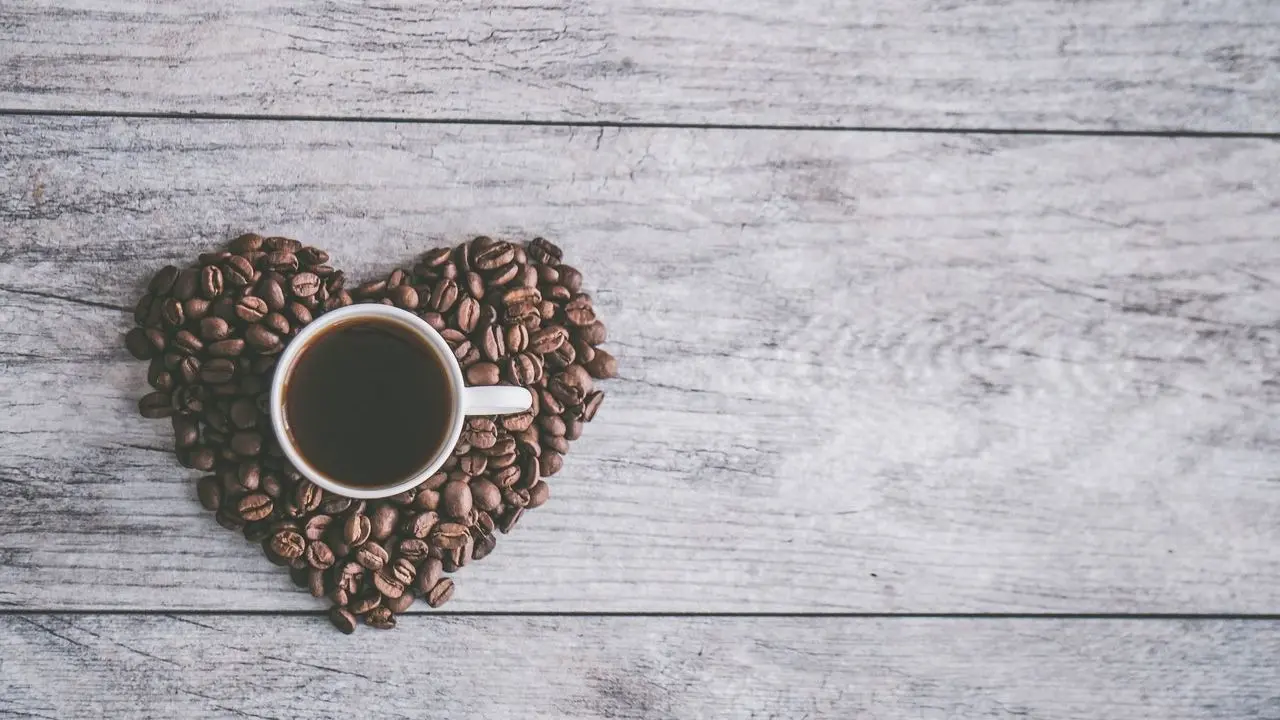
[124,234,615,632]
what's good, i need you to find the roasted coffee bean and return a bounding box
[228,233,264,253]
[487,463,517,489]
[399,538,432,561]
[224,255,256,286]
[197,475,222,511]
[159,298,185,327]
[429,278,460,312]
[529,236,563,264]
[344,513,372,547]
[558,265,583,292]
[134,292,154,325]
[308,568,328,598]
[370,505,398,541]
[430,522,469,550]
[208,339,245,358]
[578,320,608,346]
[256,275,287,311]
[453,296,481,333]
[405,511,439,539]
[125,328,154,360]
[270,529,306,560]
[295,480,323,513]
[199,316,231,341]
[581,390,605,421]
[505,352,543,385]
[459,453,488,476]
[171,414,199,449]
[238,493,273,521]
[305,540,335,570]
[169,267,198,301]
[372,569,405,599]
[544,435,569,454]
[529,323,568,354]
[234,295,269,323]
[469,478,501,512]
[501,412,536,433]
[264,236,301,253]
[290,272,321,297]
[464,362,500,386]
[541,450,564,476]
[197,358,233,384]
[385,592,414,614]
[585,348,617,379]
[440,480,473,518]
[472,531,497,561]
[425,578,455,608]
[473,241,515,271]
[200,265,224,299]
[564,416,584,440]
[565,294,596,326]
[414,558,444,594]
[171,330,202,355]
[287,301,313,326]
[249,523,278,547]
[304,514,333,542]
[502,324,528,355]
[327,605,358,634]
[573,339,596,365]
[390,557,416,585]
[244,324,282,352]
[225,397,255,429]
[262,312,290,336]
[348,589,381,615]
[527,480,550,509]
[264,250,299,272]
[230,431,262,457]
[139,392,173,419]
[149,265,180,296]
[498,506,524,534]
[422,247,453,267]
[366,606,396,629]
[389,284,418,310]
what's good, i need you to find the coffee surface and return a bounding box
[284,318,455,488]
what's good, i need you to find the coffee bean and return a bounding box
[487,463,517,489]
[183,297,211,322]
[369,505,398,541]
[205,339,244,358]
[287,301,313,326]
[544,435,569,454]
[422,247,453,267]
[148,265,180,296]
[459,453,488,476]
[429,278,460,312]
[584,348,617,379]
[234,295,269,323]
[265,250,299,273]
[565,294,596,326]
[303,514,333,542]
[237,493,273,522]
[465,362,500,386]
[196,317,228,342]
[124,328,154,360]
[527,480,550,509]
[565,416,584,440]
[429,522,469,550]
[197,358,233,384]
[269,529,306,560]
[264,236,301,253]
[197,475,222,511]
[172,414,199,449]
[139,392,173,419]
[529,237,563,264]
[498,506,524,534]
[307,568,327,598]
[581,390,605,421]
[344,513,372,547]
[397,538,431,561]
[505,352,543,385]
[199,265,224,299]
[473,241,515,271]
[468,478,501,512]
[305,540,335,570]
[366,606,396,629]
[329,606,358,634]
[440,480,473,518]
[290,272,321,298]
[388,284,418,310]
[541,450,564,476]
[529,325,568,355]
[425,578,455,608]
[244,325,282,352]
[500,413,535,433]
[224,255,256,287]
[405,511,439,539]
[170,330,201,356]
[226,233,262,253]
[295,480,323,513]
[413,488,440,511]
[453,296,481,333]
[372,569,405,598]
[348,589,381,616]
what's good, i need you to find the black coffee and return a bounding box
[283,318,456,488]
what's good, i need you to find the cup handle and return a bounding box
[462,386,534,416]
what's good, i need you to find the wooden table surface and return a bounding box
[2,2,1278,718]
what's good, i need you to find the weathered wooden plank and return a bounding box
[1,615,1277,719]
[1,1,1278,131]
[0,117,1278,612]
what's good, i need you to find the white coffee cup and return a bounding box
[269,304,533,499]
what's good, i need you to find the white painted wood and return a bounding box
[1,117,1278,612]
[2,1,1277,131]
[2,615,1277,719]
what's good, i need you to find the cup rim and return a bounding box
[268,304,466,500]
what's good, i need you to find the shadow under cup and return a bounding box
[277,313,460,496]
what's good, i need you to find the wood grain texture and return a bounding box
[2,1,1278,131]
[2,615,1278,719]
[1,117,1278,612]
